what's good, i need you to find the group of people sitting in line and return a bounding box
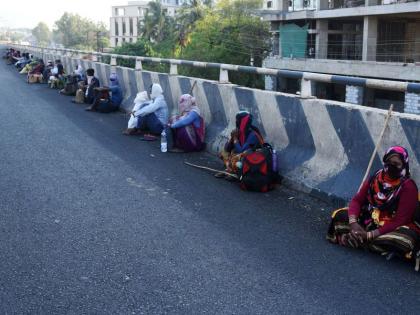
[122,85,205,152]
[3,48,420,271]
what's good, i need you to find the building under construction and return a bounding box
[260,0,420,113]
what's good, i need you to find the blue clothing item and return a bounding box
[109,85,123,106]
[171,111,201,129]
[136,95,168,126]
[233,131,260,153]
[96,99,119,113]
[137,113,164,134]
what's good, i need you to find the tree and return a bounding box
[139,1,171,43]
[53,13,109,50]
[175,0,206,49]
[32,22,51,45]
[180,0,271,87]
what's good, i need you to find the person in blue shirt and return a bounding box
[216,111,264,178]
[168,94,205,152]
[86,73,122,113]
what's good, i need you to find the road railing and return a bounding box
[8,43,420,97]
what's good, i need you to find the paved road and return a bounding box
[0,55,419,314]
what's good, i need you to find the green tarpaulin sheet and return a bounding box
[280,24,308,58]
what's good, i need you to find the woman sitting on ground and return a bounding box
[129,83,168,139]
[86,73,123,113]
[327,146,420,269]
[167,94,205,152]
[27,59,45,83]
[216,111,264,178]
[123,91,151,135]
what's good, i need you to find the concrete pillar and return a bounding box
[110,17,116,38]
[275,0,289,11]
[316,0,329,10]
[316,20,328,59]
[404,92,420,114]
[345,85,364,105]
[125,17,130,37]
[300,78,314,98]
[362,16,378,61]
[118,18,123,44]
[265,75,276,91]
[169,63,178,75]
[135,59,143,71]
[133,17,138,37]
[219,69,229,83]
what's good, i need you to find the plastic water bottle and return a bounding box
[272,149,278,172]
[160,130,167,153]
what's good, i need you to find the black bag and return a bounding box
[239,143,278,192]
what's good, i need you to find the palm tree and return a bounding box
[139,0,168,43]
[175,0,206,48]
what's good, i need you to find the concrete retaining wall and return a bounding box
[34,50,420,202]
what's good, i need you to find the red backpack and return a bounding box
[239,143,278,192]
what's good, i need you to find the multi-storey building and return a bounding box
[110,0,184,48]
[260,0,420,113]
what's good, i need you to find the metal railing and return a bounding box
[8,43,420,97]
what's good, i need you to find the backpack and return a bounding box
[239,143,278,192]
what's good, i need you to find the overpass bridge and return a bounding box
[10,44,420,202]
[1,46,420,313]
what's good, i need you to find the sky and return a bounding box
[0,0,128,29]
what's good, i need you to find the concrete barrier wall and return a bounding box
[31,49,420,202]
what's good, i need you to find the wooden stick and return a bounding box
[189,81,197,95]
[184,161,239,179]
[358,104,394,191]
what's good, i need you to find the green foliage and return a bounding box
[53,13,109,50]
[179,0,271,88]
[32,22,51,45]
[139,1,174,43]
[113,0,271,88]
[112,39,167,72]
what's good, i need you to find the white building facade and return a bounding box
[110,0,184,47]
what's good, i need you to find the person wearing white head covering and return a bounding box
[74,65,84,80]
[133,83,168,136]
[123,91,151,135]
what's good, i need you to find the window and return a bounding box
[115,21,119,36]
[123,20,126,35]
[130,18,134,36]
[115,38,119,46]
[267,0,272,7]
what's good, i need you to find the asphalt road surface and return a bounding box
[1,53,419,314]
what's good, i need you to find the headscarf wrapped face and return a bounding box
[150,83,163,99]
[109,73,119,87]
[368,146,410,211]
[382,146,409,179]
[178,94,200,116]
[235,111,253,146]
[134,91,149,104]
